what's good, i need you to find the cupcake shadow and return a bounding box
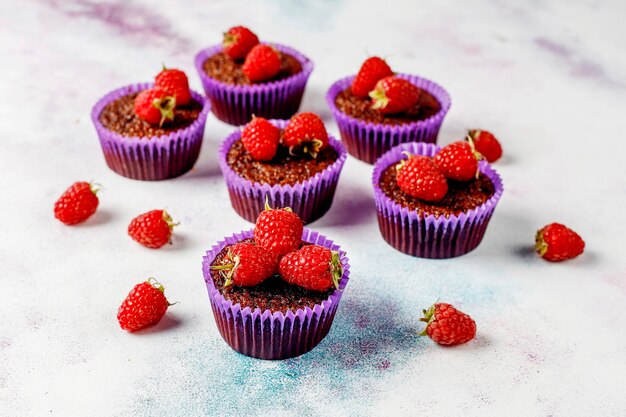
[313,186,375,227]
[309,292,423,370]
[74,209,114,227]
[161,231,193,252]
[132,313,183,335]
[301,86,333,122]
[182,131,223,179]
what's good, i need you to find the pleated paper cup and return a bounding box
[202,228,350,360]
[372,142,503,258]
[218,119,347,224]
[326,73,451,164]
[195,43,313,126]
[91,82,210,181]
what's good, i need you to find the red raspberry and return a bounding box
[128,210,177,249]
[155,67,191,106]
[241,117,280,161]
[117,278,170,332]
[433,141,479,182]
[133,87,176,126]
[283,112,329,157]
[468,129,502,163]
[242,44,281,83]
[223,26,260,60]
[420,303,476,346]
[535,223,585,262]
[396,154,448,202]
[351,56,394,98]
[369,76,420,115]
[254,204,303,257]
[54,181,99,225]
[279,245,343,292]
[211,242,278,287]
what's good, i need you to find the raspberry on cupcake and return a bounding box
[195,26,314,125]
[91,67,210,181]
[327,56,451,164]
[219,112,347,224]
[202,207,350,360]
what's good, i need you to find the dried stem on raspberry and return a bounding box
[534,230,548,256]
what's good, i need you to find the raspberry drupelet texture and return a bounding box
[117,278,170,332]
[253,204,303,256]
[211,242,278,287]
[535,223,585,262]
[396,154,448,202]
[351,56,394,98]
[155,67,191,106]
[128,210,177,249]
[434,141,479,182]
[279,245,342,292]
[241,117,281,161]
[420,303,476,346]
[54,181,99,225]
[283,112,329,157]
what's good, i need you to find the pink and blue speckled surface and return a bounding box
[2,0,626,416]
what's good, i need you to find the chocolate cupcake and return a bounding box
[218,117,347,224]
[373,142,503,258]
[326,58,451,164]
[195,36,313,126]
[202,228,350,360]
[92,80,210,181]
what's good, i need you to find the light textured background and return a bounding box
[2,0,626,416]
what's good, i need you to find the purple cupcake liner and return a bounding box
[218,119,347,224]
[91,83,211,181]
[372,142,503,258]
[202,228,350,360]
[326,73,451,164]
[194,43,314,126]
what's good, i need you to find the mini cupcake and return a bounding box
[219,112,347,224]
[327,56,451,164]
[202,207,350,360]
[92,67,210,181]
[372,141,503,258]
[195,26,314,126]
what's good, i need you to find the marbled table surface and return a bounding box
[2,0,626,416]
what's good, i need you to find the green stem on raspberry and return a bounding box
[330,251,343,289]
[223,32,238,47]
[147,277,165,292]
[418,305,435,336]
[369,88,389,110]
[396,152,413,172]
[162,210,179,230]
[152,96,176,127]
[89,181,103,195]
[264,196,272,211]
